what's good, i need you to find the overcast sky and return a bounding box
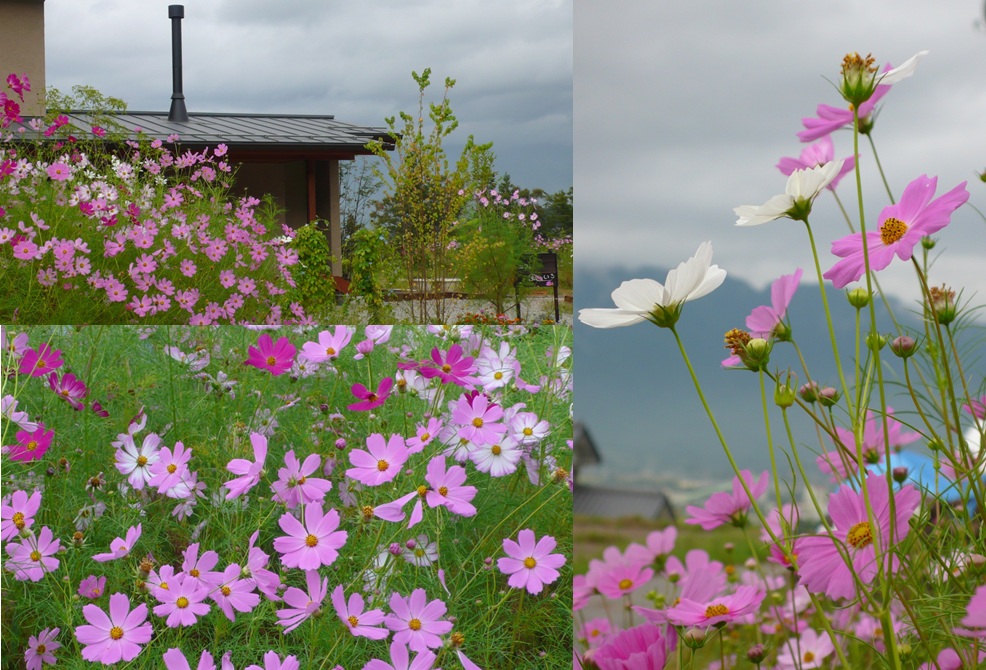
[42,0,573,193]
[576,0,986,308]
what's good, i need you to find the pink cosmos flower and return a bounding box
[25,627,60,670]
[625,527,677,567]
[590,623,676,670]
[775,628,835,670]
[452,391,507,446]
[113,431,161,490]
[18,343,64,377]
[347,376,394,411]
[797,74,890,142]
[147,441,193,494]
[47,371,89,410]
[685,470,769,530]
[384,588,454,653]
[246,530,282,601]
[153,573,211,627]
[1,489,41,540]
[224,432,268,499]
[163,648,216,670]
[244,334,296,376]
[819,407,920,481]
[777,136,855,191]
[276,569,328,633]
[210,563,260,621]
[79,574,107,599]
[962,394,986,420]
[5,526,60,581]
[918,648,986,670]
[798,471,921,600]
[181,542,222,590]
[299,326,353,363]
[497,528,566,595]
[666,583,766,628]
[406,417,443,453]
[9,424,54,461]
[471,434,523,476]
[75,592,153,664]
[748,268,802,339]
[12,238,39,260]
[273,503,348,569]
[346,433,410,486]
[593,560,655,600]
[270,450,332,509]
[957,585,986,638]
[245,651,299,670]
[424,455,477,517]
[93,523,141,563]
[363,641,437,670]
[824,175,969,288]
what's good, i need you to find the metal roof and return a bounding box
[12,110,393,156]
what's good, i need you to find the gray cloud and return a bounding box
[42,0,573,191]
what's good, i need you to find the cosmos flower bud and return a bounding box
[846,287,871,309]
[890,335,918,358]
[747,644,767,664]
[921,236,936,250]
[683,627,707,648]
[892,467,909,484]
[799,381,820,403]
[927,284,958,325]
[775,374,797,408]
[866,332,887,352]
[818,386,840,407]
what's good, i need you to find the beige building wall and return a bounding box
[0,0,46,116]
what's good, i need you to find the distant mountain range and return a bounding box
[574,264,984,487]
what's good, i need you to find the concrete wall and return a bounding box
[0,0,47,116]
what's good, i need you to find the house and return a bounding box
[0,0,393,278]
[573,421,676,523]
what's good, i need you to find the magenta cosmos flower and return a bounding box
[798,471,921,601]
[824,175,969,288]
[5,526,60,581]
[18,343,63,377]
[331,584,389,640]
[225,432,268,499]
[273,502,347,569]
[75,593,153,665]
[590,623,676,670]
[25,627,60,670]
[347,376,394,412]
[956,584,986,638]
[666,583,766,628]
[452,391,507,446]
[244,333,296,376]
[417,343,478,387]
[384,588,454,653]
[685,470,769,530]
[9,424,54,462]
[497,528,566,595]
[424,455,477,518]
[346,433,410,486]
[48,371,88,410]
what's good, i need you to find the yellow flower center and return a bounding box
[491,444,502,455]
[36,360,47,370]
[417,485,428,497]
[30,550,42,562]
[109,626,124,640]
[420,432,430,442]
[26,440,39,451]
[438,486,448,496]
[524,557,537,569]
[176,596,189,608]
[221,585,231,596]
[880,217,908,245]
[441,364,452,373]
[847,521,874,549]
[305,534,319,547]
[160,582,169,590]
[61,390,70,397]
[136,455,148,466]
[494,371,503,379]
[618,578,633,590]
[298,476,306,484]
[326,347,336,356]
[409,618,422,631]
[12,512,25,529]
[803,651,816,663]
[348,615,359,627]
[472,417,483,428]
[266,355,277,366]
[376,460,390,472]
[190,568,200,578]
[704,603,729,618]
[361,505,374,520]
[167,463,177,474]
[523,427,533,436]
[37,644,46,653]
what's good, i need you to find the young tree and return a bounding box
[367,68,492,323]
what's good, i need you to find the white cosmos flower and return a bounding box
[876,50,928,86]
[733,160,844,226]
[578,241,726,329]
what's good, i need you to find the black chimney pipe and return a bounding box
[167,5,189,122]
